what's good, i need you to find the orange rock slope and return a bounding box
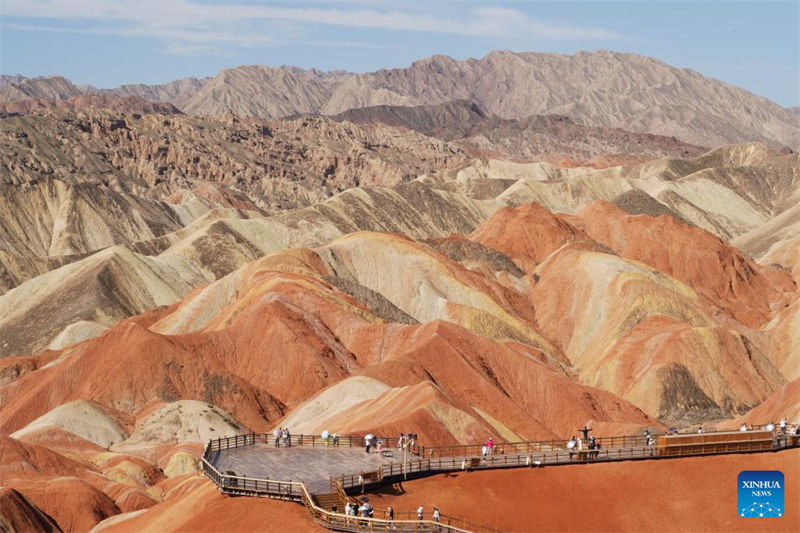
[0,199,796,531]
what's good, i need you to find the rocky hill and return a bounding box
[4,45,800,533]
[0,74,83,102]
[332,100,708,164]
[0,95,181,115]
[4,50,799,148]
[1,140,798,533]
[0,74,207,109]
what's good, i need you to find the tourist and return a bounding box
[766,421,775,431]
[433,507,441,522]
[273,427,281,447]
[576,437,583,451]
[697,426,704,434]
[286,428,292,447]
[332,433,339,447]
[579,425,592,440]
[780,418,787,433]
[387,506,395,526]
[417,505,424,521]
[410,433,417,448]
[481,445,488,458]
[376,439,384,454]
[331,504,337,513]
[740,423,748,432]
[398,433,405,450]
[588,436,596,450]
[365,435,372,454]
[358,502,369,527]
[487,437,494,456]
[567,436,577,450]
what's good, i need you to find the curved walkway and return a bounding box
[202,428,800,533]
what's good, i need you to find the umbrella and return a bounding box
[365,433,375,441]
[321,430,330,439]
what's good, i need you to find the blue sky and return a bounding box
[1,1,798,106]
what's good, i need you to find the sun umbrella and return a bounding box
[321,430,330,439]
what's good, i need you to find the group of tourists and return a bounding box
[567,426,601,452]
[342,498,374,520]
[738,418,793,433]
[364,434,383,454]
[397,433,418,450]
[273,427,291,447]
[363,432,419,454]
[566,435,600,451]
[417,505,441,523]
[335,500,441,527]
[321,431,339,446]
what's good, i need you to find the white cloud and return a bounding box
[2,0,624,55]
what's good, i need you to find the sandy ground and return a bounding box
[367,449,800,533]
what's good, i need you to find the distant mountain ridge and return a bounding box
[3,49,800,149]
[331,99,707,164]
[0,74,208,110]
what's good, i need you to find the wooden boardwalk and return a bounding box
[213,442,400,494]
[202,430,799,532]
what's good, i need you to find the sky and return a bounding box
[1,0,798,107]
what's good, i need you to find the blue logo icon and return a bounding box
[738,471,784,518]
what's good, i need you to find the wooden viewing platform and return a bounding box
[201,428,800,532]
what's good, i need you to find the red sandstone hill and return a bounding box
[0,197,796,531]
[569,201,796,329]
[468,202,793,423]
[0,487,61,532]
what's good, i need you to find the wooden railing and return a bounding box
[262,433,421,455]
[202,428,799,532]
[202,438,494,531]
[206,433,257,452]
[334,432,800,489]
[206,432,422,455]
[417,434,653,459]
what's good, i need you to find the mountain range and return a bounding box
[3,50,799,149]
[1,48,799,532]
